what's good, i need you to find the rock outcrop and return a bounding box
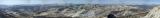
[143,6,160,18]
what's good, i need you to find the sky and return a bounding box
[0,0,160,5]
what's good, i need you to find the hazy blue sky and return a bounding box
[0,0,160,5]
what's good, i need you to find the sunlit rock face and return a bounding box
[143,6,160,18]
[0,4,149,18]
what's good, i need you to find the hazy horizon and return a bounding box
[0,0,160,5]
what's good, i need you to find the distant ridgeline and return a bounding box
[0,4,154,18]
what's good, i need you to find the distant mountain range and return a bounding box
[0,4,156,18]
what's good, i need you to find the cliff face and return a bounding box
[143,6,160,18]
[0,4,149,18]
